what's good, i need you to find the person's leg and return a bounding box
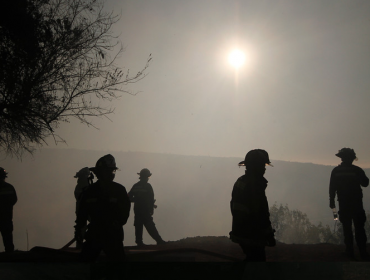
[339,211,354,256]
[134,217,144,245]
[0,220,14,252]
[353,210,368,258]
[79,238,102,262]
[143,216,165,244]
[103,238,126,262]
[101,237,126,279]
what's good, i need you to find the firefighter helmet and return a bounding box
[90,154,118,172]
[238,149,273,168]
[335,148,357,161]
[137,168,152,178]
[74,167,90,178]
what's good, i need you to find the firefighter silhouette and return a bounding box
[75,154,131,262]
[230,150,276,261]
[74,167,94,249]
[128,168,166,246]
[329,148,369,260]
[0,167,17,253]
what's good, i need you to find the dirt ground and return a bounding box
[130,236,366,262]
[0,236,369,279]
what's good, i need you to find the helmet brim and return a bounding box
[238,161,273,167]
[137,172,152,177]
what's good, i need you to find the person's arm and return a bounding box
[357,168,369,187]
[74,184,84,200]
[230,182,237,216]
[11,185,17,206]
[128,185,135,203]
[148,184,155,207]
[230,178,247,217]
[2,184,17,206]
[119,187,131,225]
[329,169,337,208]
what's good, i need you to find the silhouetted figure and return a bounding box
[128,168,166,246]
[74,167,94,249]
[74,154,131,262]
[230,150,276,262]
[329,148,369,260]
[0,167,17,253]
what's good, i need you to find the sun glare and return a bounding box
[228,49,246,69]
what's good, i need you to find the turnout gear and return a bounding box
[75,155,131,262]
[129,170,165,245]
[74,167,94,249]
[231,150,275,262]
[129,180,156,215]
[329,148,369,260]
[75,180,131,261]
[0,171,17,253]
[329,163,368,207]
[230,171,275,243]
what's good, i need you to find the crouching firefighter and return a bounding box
[230,149,276,262]
[74,154,131,262]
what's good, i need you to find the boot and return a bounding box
[136,241,147,247]
[156,239,167,245]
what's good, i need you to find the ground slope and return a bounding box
[0,236,369,279]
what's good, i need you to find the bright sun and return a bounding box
[228,49,246,69]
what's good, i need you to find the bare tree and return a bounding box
[0,0,151,157]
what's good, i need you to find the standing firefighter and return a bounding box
[329,148,369,260]
[230,150,276,262]
[128,168,166,246]
[74,154,131,262]
[0,168,17,253]
[74,167,94,249]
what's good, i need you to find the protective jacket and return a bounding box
[75,180,131,241]
[329,163,369,210]
[128,181,155,216]
[230,170,273,242]
[74,178,91,216]
[0,181,17,221]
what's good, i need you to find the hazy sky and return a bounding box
[52,0,370,167]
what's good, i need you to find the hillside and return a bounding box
[1,149,369,251]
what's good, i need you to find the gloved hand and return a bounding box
[329,200,335,209]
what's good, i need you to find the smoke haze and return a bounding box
[1,149,369,251]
